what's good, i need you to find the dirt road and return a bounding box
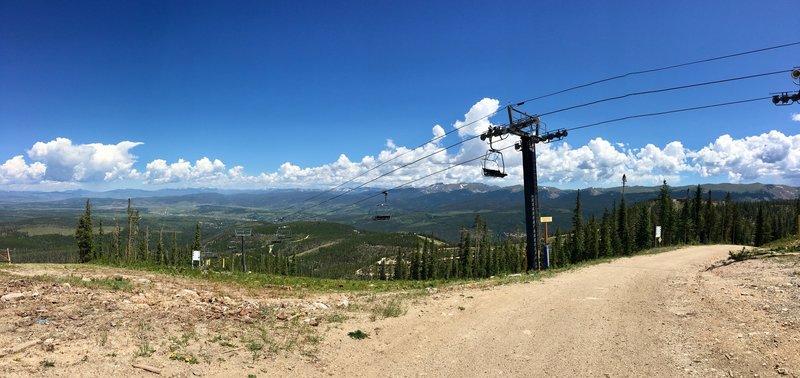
[1,245,798,377]
[322,245,798,377]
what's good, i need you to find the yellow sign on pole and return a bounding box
[540,216,553,223]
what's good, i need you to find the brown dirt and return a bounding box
[0,245,798,377]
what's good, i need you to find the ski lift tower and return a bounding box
[235,228,251,272]
[480,104,567,271]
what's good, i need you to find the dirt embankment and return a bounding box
[0,245,797,377]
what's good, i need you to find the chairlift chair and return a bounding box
[272,225,291,244]
[482,149,508,178]
[372,191,392,221]
[277,225,291,239]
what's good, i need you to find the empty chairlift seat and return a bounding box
[482,150,508,178]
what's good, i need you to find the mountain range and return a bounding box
[2,182,797,241]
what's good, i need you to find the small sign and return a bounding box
[192,250,201,262]
[655,226,662,238]
[540,216,553,223]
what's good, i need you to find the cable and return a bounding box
[278,108,501,219]
[312,95,773,220]
[292,96,771,220]
[537,69,789,118]
[285,134,484,220]
[280,42,800,220]
[567,96,771,132]
[516,41,800,105]
[317,143,518,219]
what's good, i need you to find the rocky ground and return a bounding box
[0,245,797,377]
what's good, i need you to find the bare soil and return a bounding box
[0,245,797,377]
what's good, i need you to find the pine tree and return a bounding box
[600,209,613,257]
[722,192,733,242]
[410,245,421,280]
[75,199,94,263]
[679,189,693,244]
[289,254,298,276]
[126,199,138,261]
[693,185,704,242]
[551,227,562,268]
[112,221,121,261]
[172,231,179,266]
[572,189,584,263]
[587,215,600,260]
[618,197,630,255]
[96,221,105,260]
[459,227,472,278]
[657,180,673,245]
[157,227,165,264]
[755,204,766,246]
[635,204,652,251]
[610,202,621,256]
[704,190,718,243]
[472,215,486,278]
[446,251,455,279]
[191,222,202,251]
[396,249,408,280]
[138,226,150,262]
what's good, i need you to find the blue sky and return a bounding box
[1,0,799,191]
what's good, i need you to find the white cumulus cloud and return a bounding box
[6,100,800,190]
[0,156,46,184]
[688,130,800,182]
[26,138,141,182]
[793,113,800,122]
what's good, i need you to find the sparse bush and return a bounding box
[136,341,155,357]
[348,330,368,340]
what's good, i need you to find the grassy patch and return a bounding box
[26,273,132,292]
[326,313,348,323]
[39,360,55,368]
[210,334,237,348]
[19,225,74,236]
[92,260,453,294]
[347,330,369,340]
[136,341,155,357]
[372,298,404,319]
[168,333,192,352]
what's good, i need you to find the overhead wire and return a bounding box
[312,94,773,220]
[278,109,501,219]
[282,41,800,220]
[536,69,790,118]
[288,134,484,220]
[515,41,800,106]
[566,96,771,132]
[318,143,519,219]
[302,68,785,217]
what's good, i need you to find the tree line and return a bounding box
[383,181,800,280]
[75,199,201,264]
[76,183,800,279]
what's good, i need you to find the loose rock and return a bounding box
[1,292,24,301]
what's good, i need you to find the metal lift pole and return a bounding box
[240,234,246,272]
[483,105,566,271]
[513,106,541,272]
